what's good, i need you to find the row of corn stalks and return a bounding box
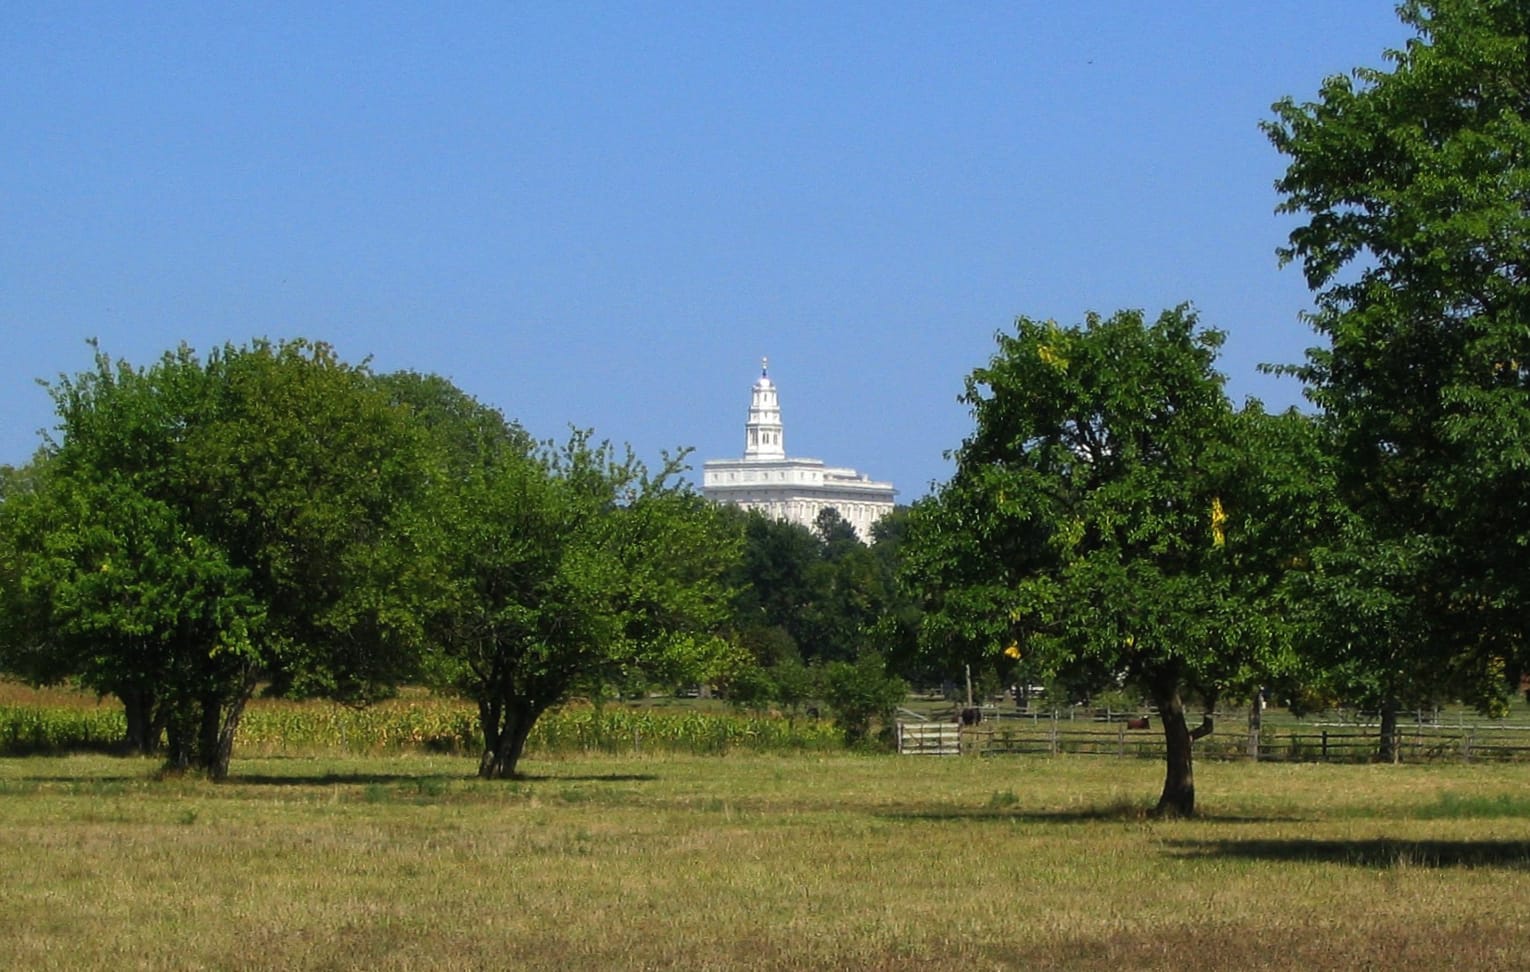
[0,698,843,758]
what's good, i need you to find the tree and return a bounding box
[821,653,908,747]
[725,508,895,666]
[1266,0,1530,695]
[0,465,262,758]
[903,308,1309,815]
[1279,494,1517,760]
[1287,524,1455,760]
[0,458,112,725]
[0,340,429,777]
[725,510,822,664]
[799,526,887,666]
[867,508,927,685]
[394,375,742,779]
[1,348,265,762]
[813,507,860,549]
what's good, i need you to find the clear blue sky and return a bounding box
[3,2,1413,499]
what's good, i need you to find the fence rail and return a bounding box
[896,722,961,756]
[898,710,1530,763]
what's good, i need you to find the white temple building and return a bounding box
[702,359,896,542]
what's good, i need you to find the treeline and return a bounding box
[0,342,740,780]
[0,341,920,779]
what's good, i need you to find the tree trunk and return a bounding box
[202,692,250,782]
[476,698,500,777]
[478,700,540,779]
[163,672,256,781]
[1150,679,1196,818]
[163,697,197,773]
[478,731,509,780]
[202,668,258,780]
[197,692,223,775]
[1377,697,1400,764]
[501,715,534,777]
[119,687,162,755]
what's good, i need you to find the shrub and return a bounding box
[821,654,907,747]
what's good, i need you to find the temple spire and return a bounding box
[744,358,785,459]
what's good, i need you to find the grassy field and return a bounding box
[3,751,1529,970]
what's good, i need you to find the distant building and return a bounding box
[702,359,895,542]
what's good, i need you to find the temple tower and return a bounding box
[744,358,785,459]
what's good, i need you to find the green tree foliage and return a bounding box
[867,508,926,684]
[800,509,891,665]
[821,653,908,747]
[392,375,742,779]
[1,348,743,782]
[903,308,1313,815]
[1266,0,1530,695]
[725,506,912,669]
[0,459,63,691]
[0,341,428,778]
[813,507,860,549]
[719,503,919,722]
[726,511,822,664]
[1289,524,1465,759]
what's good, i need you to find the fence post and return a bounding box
[1321,730,1328,761]
[1050,713,1059,756]
[1117,723,1126,758]
[1248,695,1262,761]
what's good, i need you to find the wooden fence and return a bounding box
[898,710,1530,763]
[896,722,961,756]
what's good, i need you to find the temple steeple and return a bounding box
[744,357,785,459]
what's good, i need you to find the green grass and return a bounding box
[2,751,1530,970]
[1412,790,1530,820]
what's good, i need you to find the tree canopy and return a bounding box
[1266,0,1530,699]
[384,372,742,779]
[0,340,429,777]
[903,308,1317,814]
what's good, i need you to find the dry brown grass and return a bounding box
[1,752,1528,970]
[0,680,116,709]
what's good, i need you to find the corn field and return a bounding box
[0,693,843,758]
[0,705,126,754]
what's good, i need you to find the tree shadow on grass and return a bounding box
[0,771,435,790]
[227,771,659,786]
[0,741,127,759]
[226,771,440,786]
[1167,837,1530,869]
[508,773,659,783]
[880,806,1298,825]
